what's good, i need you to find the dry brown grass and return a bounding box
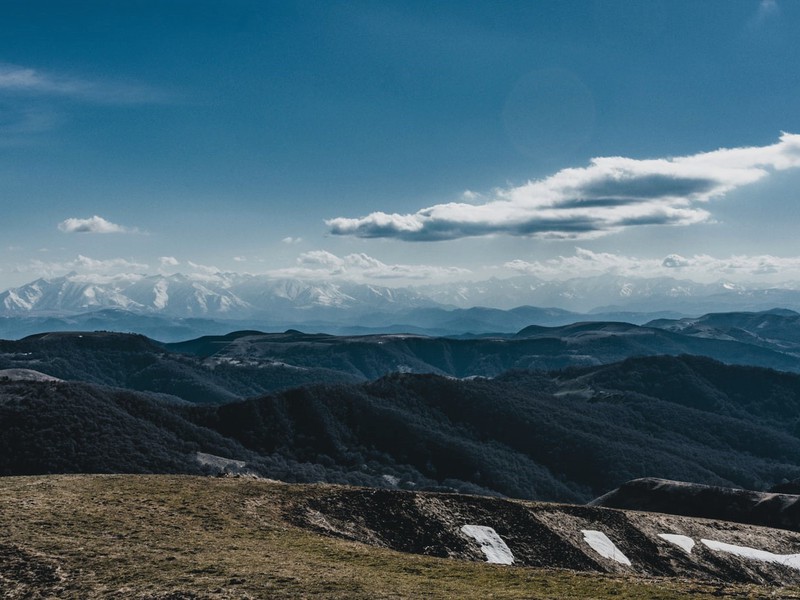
[1,475,798,599]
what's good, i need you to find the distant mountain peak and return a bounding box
[5,272,800,325]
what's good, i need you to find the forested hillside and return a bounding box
[4,355,800,502]
[4,312,800,406]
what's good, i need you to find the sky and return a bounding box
[3,0,800,289]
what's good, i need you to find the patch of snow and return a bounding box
[195,452,247,471]
[205,356,307,370]
[701,539,800,570]
[658,533,695,554]
[153,279,169,309]
[5,288,40,310]
[461,525,515,565]
[667,286,692,297]
[581,530,632,566]
[381,474,400,486]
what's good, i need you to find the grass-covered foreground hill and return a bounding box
[3,475,800,599]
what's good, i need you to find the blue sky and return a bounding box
[3,0,800,287]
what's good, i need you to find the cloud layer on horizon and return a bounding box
[505,247,800,282]
[11,247,800,290]
[327,133,800,241]
[10,250,470,286]
[15,255,148,283]
[269,250,470,281]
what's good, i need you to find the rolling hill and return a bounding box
[2,475,800,598]
[5,355,800,502]
[2,311,800,406]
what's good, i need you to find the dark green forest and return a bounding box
[4,354,800,502]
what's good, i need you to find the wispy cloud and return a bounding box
[0,63,169,104]
[187,261,221,275]
[0,105,57,134]
[505,247,800,282]
[271,250,470,281]
[58,215,138,234]
[328,133,800,241]
[159,256,180,267]
[15,255,148,281]
[73,255,147,272]
[754,0,780,24]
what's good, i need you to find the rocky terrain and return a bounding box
[2,475,800,599]
[292,484,800,585]
[592,478,800,533]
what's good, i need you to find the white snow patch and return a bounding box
[205,356,308,370]
[461,525,514,565]
[659,533,695,554]
[153,279,169,309]
[581,530,632,566]
[701,539,800,570]
[381,474,400,486]
[195,452,247,471]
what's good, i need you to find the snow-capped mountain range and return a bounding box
[4,271,800,323]
[0,272,436,319]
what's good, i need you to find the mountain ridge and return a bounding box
[6,354,800,501]
[5,310,800,405]
[7,273,800,337]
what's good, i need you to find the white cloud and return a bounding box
[462,190,481,200]
[58,215,137,234]
[504,247,800,283]
[0,63,168,104]
[74,255,147,271]
[297,250,346,271]
[0,105,58,137]
[185,261,224,281]
[159,256,180,267]
[282,236,303,244]
[233,256,247,262]
[328,133,800,241]
[755,0,779,23]
[15,255,148,281]
[271,250,470,281]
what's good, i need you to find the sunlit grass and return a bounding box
[0,475,797,599]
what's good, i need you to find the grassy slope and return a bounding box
[0,475,796,599]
